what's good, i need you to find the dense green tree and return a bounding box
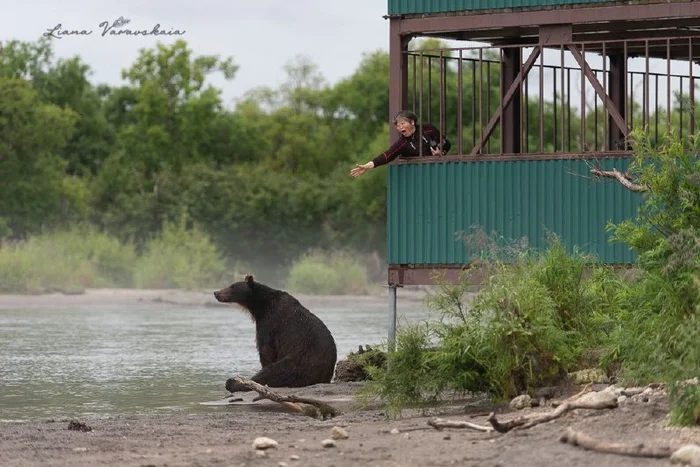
[0,77,78,236]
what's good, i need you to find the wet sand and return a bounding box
[2,381,699,467]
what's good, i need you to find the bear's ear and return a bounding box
[245,275,255,286]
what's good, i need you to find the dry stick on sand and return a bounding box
[428,418,494,433]
[487,384,620,433]
[559,427,680,458]
[427,385,595,433]
[230,376,339,420]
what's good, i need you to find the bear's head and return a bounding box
[214,275,256,310]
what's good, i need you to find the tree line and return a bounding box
[0,37,691,279]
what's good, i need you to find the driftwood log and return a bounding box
[487,386,618,433]
[559,427,680,458]
[229,376,339,420]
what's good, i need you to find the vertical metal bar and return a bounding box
[680,77,684,141]
[645,40,649,129]
[520,47,525,154]
[561,45,565,152]
[458,49,463,155]
[387,285,397,352]
[691,38,695,137]
[625,42,630,133]
[594,69,599,151]
[525,59,529,153]
[567,67,571,151]
[603,42,607,152]
[581,43,586,151]
[479,48,483,154]
[440,50,445,154]
[487,59,491,154]
[499,48,504,154]
[412,54,417,112]
[554,57,558,152]
[667,39,671,133]
[630,73,634,130]
[472,60,476,148]
[655,74,659,143]
[539,47,544,153]
[419,52,424,157]
[428,55,432,124]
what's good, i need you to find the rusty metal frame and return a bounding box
[393,2,700,37]
[385,1,700,286]
[567,43,628,138]
[471,46,541,155]
[388,264,488,287]
[395,150,631,164]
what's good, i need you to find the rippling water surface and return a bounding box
[0,300,427,421]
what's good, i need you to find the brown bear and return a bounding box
[213,275,338,393]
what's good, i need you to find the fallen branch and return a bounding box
[230,376,339,420]
[428,418,494,433]
[559,427,679,458]
[590,168,648,192]
[487,387,618,433]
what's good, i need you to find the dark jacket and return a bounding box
[371,123,451,168]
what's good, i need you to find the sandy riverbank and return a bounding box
[1,381,699,467]
[0,286,433,310]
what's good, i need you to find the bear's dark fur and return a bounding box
[213,275,338,393]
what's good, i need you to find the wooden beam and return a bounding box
[471,46,541,156]
[567,44,629,137]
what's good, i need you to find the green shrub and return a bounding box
[133,214,226,289]
[604,131,700,386]
[0,226,136,293]
[359,324,442,418]
[286,250,369,295]
[360,239,619,416]
[669,380,700,426]
[49,226,137,287]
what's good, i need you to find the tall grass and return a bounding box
[286,249,370,295]
[0,217,226,293]
[0,226,136,294]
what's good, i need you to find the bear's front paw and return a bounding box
[226,378,251,393]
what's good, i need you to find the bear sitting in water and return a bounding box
[213,275,338,392]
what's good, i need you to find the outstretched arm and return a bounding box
[350,138,407,178]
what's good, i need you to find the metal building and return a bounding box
[382,0,700,341]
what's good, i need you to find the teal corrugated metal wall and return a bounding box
[387,158,642,264]
[388,0,631,15]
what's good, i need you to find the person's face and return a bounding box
[395,118,416,137]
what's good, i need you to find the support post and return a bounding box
[388,285,397,351]
[389,18,410,143]
[501,48,522,154]
[608,54,627,150]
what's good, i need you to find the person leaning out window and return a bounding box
[350,110,451,178]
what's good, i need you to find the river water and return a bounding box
[0,299,428,422]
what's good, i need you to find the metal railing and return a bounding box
[405,36,700,158]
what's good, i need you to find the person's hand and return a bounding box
[350,162,372,178]
[430,146,442,156]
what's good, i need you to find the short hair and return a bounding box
[393,110,418,126]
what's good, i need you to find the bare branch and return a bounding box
[590,168,648,192]
[230,376,339,420]
[559,428,680,458]
[487,386,618,433]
